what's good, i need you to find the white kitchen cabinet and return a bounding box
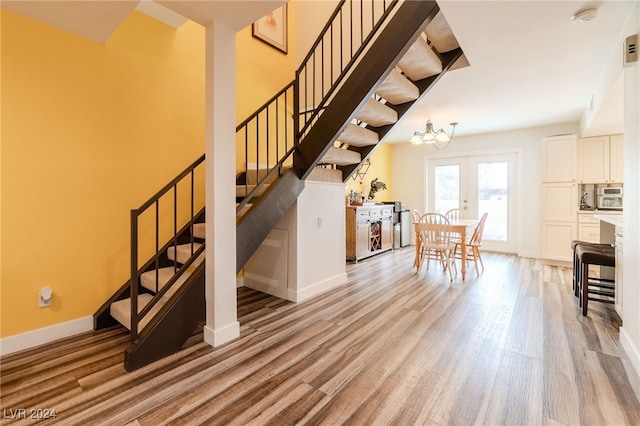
[577,134,624,183]
[542,134,577,182]
[609,134,624,183]
[578,213,600,243]
[541,134,577,263]
[541,221,577,262]
[541,183,577,262]
[578,136,609,183]
[542,183,578,222]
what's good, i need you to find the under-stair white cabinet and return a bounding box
[577,134,624,183]
[541,135,577,263]
[346,205,393,261]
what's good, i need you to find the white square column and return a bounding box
[203,21,239,347]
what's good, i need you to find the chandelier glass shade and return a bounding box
[410,119,457,149]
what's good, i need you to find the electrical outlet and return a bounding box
[38,287,53,308]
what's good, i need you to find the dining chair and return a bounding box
[445,208,463,243]
[445,208,462,221]
[417,213,457,281]
[454,212,488,276]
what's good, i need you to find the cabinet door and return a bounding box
[381,217,393,249]
[542,135,577,182]
[356,220,370,259]
[542,221,577,262]
[609,134,624,183]
[541,183,577,222]
[578,136,609,183]
[578,223,600,243]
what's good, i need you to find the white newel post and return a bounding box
[203,21,240,347]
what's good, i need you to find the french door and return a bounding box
[427,153,518,253]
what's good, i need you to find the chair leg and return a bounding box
[476,247,485,272]
[446,250,454,281]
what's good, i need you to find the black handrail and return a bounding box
[235,0,398,213]
[130,155,205,341]
[295,0,398,139]
[235,82,296,213]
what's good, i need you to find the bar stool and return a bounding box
[575,243,615,316]
[570,240,610,297]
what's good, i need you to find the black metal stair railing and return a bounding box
[235,82,296,214]
[129,155,206,341]
[236,0,399,212]
[295,0,398,139]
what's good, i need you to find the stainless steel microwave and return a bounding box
[597,187,623,210]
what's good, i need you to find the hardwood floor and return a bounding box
[2,249,639,425]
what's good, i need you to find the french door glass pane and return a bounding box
[434,165,460,215]
[478,161,508,241]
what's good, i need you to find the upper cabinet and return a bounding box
[578,134,624,183]
[542,134,577,182]
[609,134,624,183]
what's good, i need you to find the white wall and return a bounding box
[620,1,640,391]
[391,123,579,258]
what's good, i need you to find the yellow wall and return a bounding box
[345,143,393,202]
[1,10,206,337]
[235,3,299,172]
[1,3,302,338]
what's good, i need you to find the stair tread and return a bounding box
[337,123,378,147]
[397,36,443,81]
[354,98,397,127]
[140,266,178,293]
[424,11,459,53]
[321,146,361,166]
[110,293,161,331]
[192,223,205,239]
[376,68,420,105]
[167,242,203,264]
[307,167,343,183]
[236,183,269,198]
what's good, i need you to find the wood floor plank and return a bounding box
[1,249,638,425]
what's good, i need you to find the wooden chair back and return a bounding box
[419,213,452,247]
[445,208,462,222]
[469,212,488,246]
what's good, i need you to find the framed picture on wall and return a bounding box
[252,4,288,54]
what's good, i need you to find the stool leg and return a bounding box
[581,262,589,316]
[573,249,579,297]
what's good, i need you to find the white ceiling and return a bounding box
[387,0,636,143]
[2,0,634,141]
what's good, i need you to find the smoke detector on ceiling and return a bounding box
[572,8,598,24]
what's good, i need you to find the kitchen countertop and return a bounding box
[579,209,623,214]
[594,213,624,227]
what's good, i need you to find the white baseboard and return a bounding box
[203,321,239,347]
[0,316,93,357]
[287,272,347,303]
[619,326,640,401]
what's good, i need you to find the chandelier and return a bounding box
[410,119,458,150]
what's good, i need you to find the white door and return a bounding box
[427,153,518,253]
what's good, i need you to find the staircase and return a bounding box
[95,0,465,371]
